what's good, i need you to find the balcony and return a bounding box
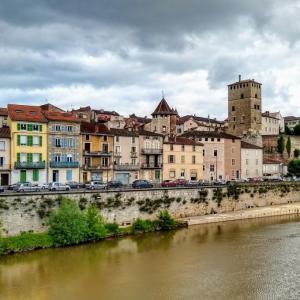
[114,152,122,158]
[130,151,138,158]
[141,163,162,169]
[84,150,112,157]
[15,161,46,169]
[83,164,112,171]
[50,161,79,168]
[141,148,163,155]
[114,163,140,171]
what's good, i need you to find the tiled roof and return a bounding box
[129,114,151,124]
[94,109,120,116]
[8,104,47,123]
[164,137,203,146]
[178,115,224,125]
[262,111,279,119]
[80,122,112,135]
[180,130,240,140]
[43,111,81,123]
[40,103,65,112]
[138,129,164,137]
[0,127,10,138]
[152,98,177,116]
[109,128,139,137]
[263,158,285,165]
[0,108,8,116]
[241,141,262,150]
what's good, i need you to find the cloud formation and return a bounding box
[0,0,299,118]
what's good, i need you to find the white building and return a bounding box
[284,116,300,132]
[263,158,287,178]
[261,111,280,136]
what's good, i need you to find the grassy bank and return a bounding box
[0,199,185,256]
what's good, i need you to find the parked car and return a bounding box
[8,182,29,191]
[248,177,263,183]
[199,179,210,186]
[106,180,123,189]
[85,181,107,190]
[67,181,85,189]
[173,178,188,187]
[41,183,49,190]
[161,180,177,187]
[214,179,226,186]
[0,186,4,193]
[187,180,200,187]
[48,182,71,191]
[16,183,41,193]
[132,180,153,189]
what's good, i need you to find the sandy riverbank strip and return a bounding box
[181,202,300,226]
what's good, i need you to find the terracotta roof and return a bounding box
[241,141,262,150]
[0,108,8,116]
[43,111,81,123]
[129,114,151,124]
[8,104,47,123]
[152,98,177,116]
[164,137,203,146]
[40,103,65,112]
[109,128,139,137]
[0,127,10,138]
[80,122,112,135]
[263,158,285,165]
[178,115,224,126]
[228,78,262,86]
[180,131,240,140]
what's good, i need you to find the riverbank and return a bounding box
[182,202,300,226]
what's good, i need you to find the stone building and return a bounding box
[227,76,262,136]
[241,141,263,179]
[284,116,300,132]
[0,127,11,185]
[139,130,163,183]
[145,98,177,135]
[81,123,114,183]
[163,137,203,181]
[43,111,81,183]
[181,131,241,181]
[0,108,8,128]
[111,128,140,184]
[261,111,280,136]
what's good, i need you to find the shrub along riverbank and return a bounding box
[0,198,184,256]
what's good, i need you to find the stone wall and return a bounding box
[1,183,300,236]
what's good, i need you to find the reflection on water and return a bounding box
[1,215,300,300]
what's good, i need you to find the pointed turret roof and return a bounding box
[152,98,177,116]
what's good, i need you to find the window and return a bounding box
[170,144,174,151]
[131,158,136,165]
[33,124,39,131]
[192,145,196,152]
[33,136,39,146]
[116,136,119,142]
[203,149,205,156]
[102,144,109,153]
[55,138,61,147]
[0,141,5,150]
[55,125,61,131]
[0,157,4,166]
[192,155,196,164]
[103,136,107,142]
[256,159,259,165]
[232,159,236,166]
[66,170,72,181]
[86,135,90,140]
[67,154,73,162]
[210,165,215,172]
[102,157,109,167]
[32,153,40,162]
[162,126,166,132]
[169,170,176,178]
[211,138,214,142]
[132,137,135,143]
[181,155,185,163]
[131,146,136,153]
[180,169,185,177]
[168,155,175,163]
[214,150,218,157]
[246,159,249,165]
[67,126,73,132]
[20,123,27,130]
[20,135,27,145]
[115,146,120,153]
[241,94,244,99]
[181,145,185,151]
[217,138,220,142]
[232,106,235,112]
[232,139,235,143]
[205,138,208,141]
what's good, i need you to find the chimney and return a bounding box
[238,75,241,82]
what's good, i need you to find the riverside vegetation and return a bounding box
[0,198,179,256]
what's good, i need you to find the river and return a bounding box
[1,215,300,300]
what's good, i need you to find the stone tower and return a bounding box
[227,76,262,137]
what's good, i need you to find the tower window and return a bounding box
[255,94,257,98]
[241,94,244,99]
[232,106,235,112]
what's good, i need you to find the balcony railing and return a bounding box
[114,163,140,171]
[141,148,163,155]
[141,163,162,169]
[15,161,46,169]
[50,161,79,168]
[114,152,122,157]
[84,150,112,157]
[130,151,138,158]
[83,164,112,170]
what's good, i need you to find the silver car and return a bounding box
[85,181,107,190]
[49,182,71,191]
[16,183,41,193]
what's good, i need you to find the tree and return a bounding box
[288,160,300,176]
[294,149,300,158]
[277,135,285,155]
[286,136,292,158]
[285,126,292,135]
[294,124,300,136]
[85,206,107,240]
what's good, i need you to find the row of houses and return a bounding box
[0,100,269,186]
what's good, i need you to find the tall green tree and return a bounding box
[288,160,300,176]
[294,124,300,136]
[285,126,292,135]
[294,149,300,158]
[277,135,285,155]
[286,136,292,157]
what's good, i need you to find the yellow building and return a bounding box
[81,123,114,183]
[8,104,48,184]
[163,137,204,181]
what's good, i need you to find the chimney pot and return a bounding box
[239,75,241,82]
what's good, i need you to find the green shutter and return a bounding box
[17,135,20,146]
[39,153,42,162]
[17,123,21,130]
[39,136,42,146]
[28,124,33,131]
[32,169,39,182]
[27,153,33,162]
[27,135,33,146]
[20,170,26,183]
[39,125,42,132]
[17,153,20,162]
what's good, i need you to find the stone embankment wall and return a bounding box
[1,183,300,236]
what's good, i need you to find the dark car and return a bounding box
[0,186,4,193]
[106,180,123,189]
[132,180,153,189]
[8,182,30,190]
[161,180,177,187]
[67,181,85,189]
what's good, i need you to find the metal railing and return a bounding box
[50,161,79,168]
[141,163,162,169]
[141,148,163,155]
[114,164,140,171]
[83,150,112,156]
[15,161,46,169]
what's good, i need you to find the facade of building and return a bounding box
[163,137,203,181]
[269,112,284,133]
[241,141,263,179]
[43,111,81,183]
[181,131,241,181]
[0,108,8,128]
[139,130,163,183]
[263,158,287,177]
[284,116,300,132]
[261,111,280,136]
[111,129,140,184]
[227,77,262,136]
[8,104,47,184]
[0,127,11,185]
[81,123,114,183]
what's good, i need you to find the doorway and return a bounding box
[52,170,59,182]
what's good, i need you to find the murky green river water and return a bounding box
[1,215,300,300]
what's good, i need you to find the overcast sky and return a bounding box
[0,0,299,119]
